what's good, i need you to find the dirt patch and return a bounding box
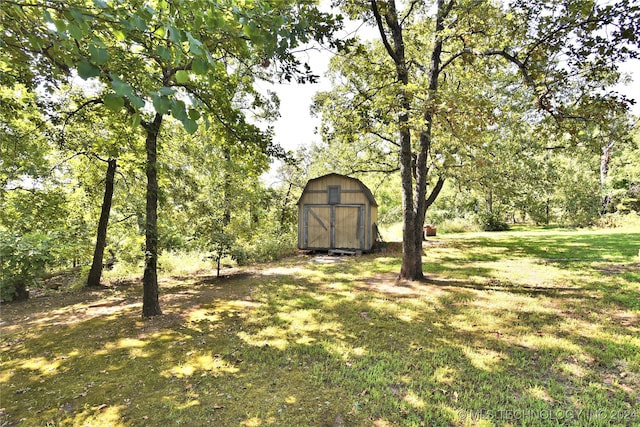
[357,272,447,298]
[597,263,640,275]
[610,310,639,327]
[309,255,345,264]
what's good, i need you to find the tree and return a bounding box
[86,157,116,287]
[3,0,342,315]
[48,86,142,287]
[319,0,639,280]
[600,117,640,215]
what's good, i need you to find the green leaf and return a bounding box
[192,58,208,75]
[188,109,200,120]
[131,113,141,128]
[54,19,67,34]
[175,70,189,84]
[168,26,183,44]
[170,99,187,121]
[89,45,110,65]
[152,95,171,115]
[113,30,126,42]
[43,10,53,23]
[186,32,203,55]
[111,77,132,96]
[68,24,84,40]
[93,0,108,8]
[132,14,147,31]
[77,61,101,79]
[158,86,176,96]
[103,93,124,112]
[69,8,86,25]
[156,45,171,61]
[28,35,43,51]
[128,94,146,109]
[183,118,198,134]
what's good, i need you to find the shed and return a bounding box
[297,173,378,252]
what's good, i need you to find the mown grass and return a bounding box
[1,227,639,426]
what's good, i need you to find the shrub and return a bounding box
[239,229,297,264]
[436,217,480,234]
[0,231,54,301]
[157,251,212,275]
[477,212,510,232]
[592,212,640,229]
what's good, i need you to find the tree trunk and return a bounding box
[216,253,222,278]
[371,0,446,280]
[280,182,293,232]
[399,123,420,279]
[142,113,163,317]
[222,147,232,227]
[87,158,117,287]
[545,198,550,225]
[406,0,446,280]
[487,188,493,214]
[600,140,615,214]
[425,177,445,210]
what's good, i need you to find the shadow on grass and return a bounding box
[1,240,639,426]
[423,276,589,299]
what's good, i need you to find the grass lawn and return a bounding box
[1,227,639,426]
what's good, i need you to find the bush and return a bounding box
[239,229,297,264]
[592,212,640,229]
[157,251,212,275]
[477,212,510,232]
[436,217,480,234]
[0,231,54,301]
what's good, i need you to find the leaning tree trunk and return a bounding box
[87,158,117,287]
[279,182,293,232]
[142,113,163,317]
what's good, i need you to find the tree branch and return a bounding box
[440,48,536,93]
[370,0,400,64]
[63,98,103,126]
[112,213,138,224]
[369,130,399,147]
[425,176,445,209]
[400,0,420,26]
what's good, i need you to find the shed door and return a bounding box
[304,206,331,248]
[334,206,363,249]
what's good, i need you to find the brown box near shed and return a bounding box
[424,225,437,239]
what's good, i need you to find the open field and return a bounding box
[1,227,639,426]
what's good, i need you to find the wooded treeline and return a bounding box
[1,0,344,312]
[1,0,639,310]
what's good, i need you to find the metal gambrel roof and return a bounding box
[297,173,378,207]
